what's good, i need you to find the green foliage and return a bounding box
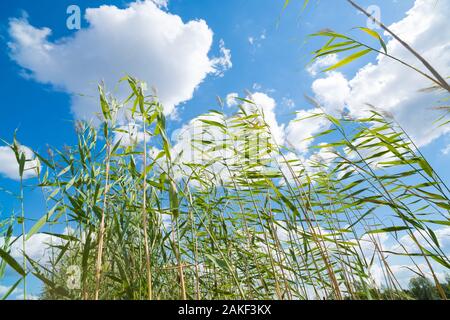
[407,276,442,300]
[1,77,448,300]
[0,0,449,301]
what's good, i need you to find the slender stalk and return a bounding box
[94,130,111,300]
[20,175,26,300]
[142,111,153,300]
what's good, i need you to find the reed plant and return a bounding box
[0,0,449,301]
[0,75,448,300]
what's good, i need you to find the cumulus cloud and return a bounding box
[0,235,55,275]
[168,91,286,186]
[244,92,285,145]
[288,0,450,155]
[307,54,339,77]
[302,0,450,150]
[285,108,330,153]
[369,258,449,288]
[390,226,450,254]
[170,104,277,166]
[0,145,39,180]
[113,122,150,147]
[296,0,450,162]
[343,131,409,169]
[168,90,343,188]
[276,152,309,186]
[8,0,231,120]
[0,229,75,271]
[0,284,25,299]
[169,112,233,185]
[171,112,225,166]
[0,285,11,296]
[312,72,350,115]
[225,92,239,107]
[353,225,450,287]
[359,232,392,259]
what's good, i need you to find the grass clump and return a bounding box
[1,76,448,300]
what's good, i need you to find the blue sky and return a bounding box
[0,0,416,148]
[0,0,449,298]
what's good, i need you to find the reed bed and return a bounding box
[1,0,449,301]
[0,76,448,300]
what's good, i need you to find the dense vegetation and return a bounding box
[0,75,448,300]
[0,0,449,300]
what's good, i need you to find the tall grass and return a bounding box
[0,0,449,301]
[0,75,447,300]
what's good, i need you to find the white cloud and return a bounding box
[370,260,448,289]
[15,293,39,300]
[434,227,450,249]
[276,152,306,185]
[169,112,233,185]
[12,234,61,264]
[359,232,391,259]
[346,0,450,147]
[0,231,67,271]
[8,0,230,120]
[170,103,280,169]
[344,132,408,169]
[0,284,24,299]
[391,226,450,254]
[441,144,450,155]
[308,144,337,167]
[285,108,330,153]
[307,54,339,76]
[211,39,232,77]
[113,122,149,147]
[302,0,450,150]
[1,282,40,300]
[276,144,339,187]
[0,145,39,181]
[354,225,450,288]
[0,285,12,296]
[244,92,285,145]
[168,92,286,186]
[170,113,218,166]
[226,92,239,107]
[269,218,449,289]
[311,72,350,115]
